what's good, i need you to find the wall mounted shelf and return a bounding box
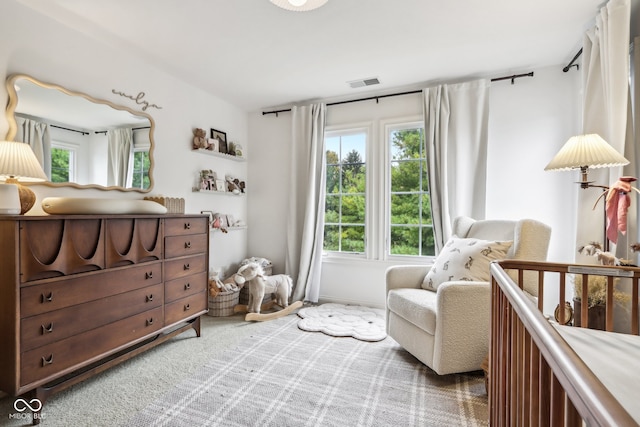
[192,149,245,162]
[211,226,248,233]
[192,188,245,196]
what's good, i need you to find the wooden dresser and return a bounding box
[0,214,209,415]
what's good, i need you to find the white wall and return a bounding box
[248,65,581,309]
[0,1,249,275]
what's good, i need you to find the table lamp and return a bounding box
[0,141,48,214]
[544,134,629,189]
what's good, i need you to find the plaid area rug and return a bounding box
[124,315,487,427]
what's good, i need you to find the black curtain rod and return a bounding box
[94,126,151,135]
[262,72,535,116]
[50,124,89,135]
[563,48,583,72]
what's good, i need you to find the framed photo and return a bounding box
[208,138,219,152]
[199,170,216,191]
[215,179,226,192]
[210,128,227,154]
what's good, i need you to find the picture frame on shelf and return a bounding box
[211,128,227,154]
[208,138,219,152]
[215,179,226,192]
[199,170,216,192]
[213,213,227,228]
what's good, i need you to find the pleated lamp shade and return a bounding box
[544,134,629,171]
[0,141,47,214]
[0,141,48,181]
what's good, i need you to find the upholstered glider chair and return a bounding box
[385,216,551,375]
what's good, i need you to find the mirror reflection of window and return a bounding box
[50,142,76,183]
[131,150,150,189]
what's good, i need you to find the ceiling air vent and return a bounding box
[348,77,380,89]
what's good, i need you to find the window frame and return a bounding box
[322,123,372,259]
[130,147,151,190]
[383,119,434,261]
[50,140,78,183]
[322,117,435,263]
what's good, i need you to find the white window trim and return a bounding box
[322,116,436,263]
[50,140,78,182]
[323,122,372,260]
[381,116,435,263]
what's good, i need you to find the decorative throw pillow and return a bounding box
[422,236,513,291]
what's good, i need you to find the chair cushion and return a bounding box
[422,236,512,290]
[387,288,437,334]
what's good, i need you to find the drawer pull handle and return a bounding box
[146,271,154,279]
[41,323,54,334]
[184,222,191,230]
[41,354,54,366]
[184,263,190,270]
[185,303,191,311]
[146,294,154,302]
[184,283,191,290]
[41,292,53,303]
[185,241,191,249]
[146,318,154,326]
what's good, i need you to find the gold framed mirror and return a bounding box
[5,74,155,192]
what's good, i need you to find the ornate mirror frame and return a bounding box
[5,73,156,193]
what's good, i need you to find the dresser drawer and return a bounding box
[165,271,207,303]
[21,262,162,317]
[164,254,206,281]
[21,306,163,386]
[105,218,163,268]
[20,218,105,282]
[22,284,163,352]
[165,234,207,259]
[165,292,207,326]
[164,217,208,237]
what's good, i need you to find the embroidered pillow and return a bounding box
[422,236,513,291]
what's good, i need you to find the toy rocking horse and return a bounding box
[231,262,302,321]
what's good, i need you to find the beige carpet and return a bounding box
[0,313,487,426]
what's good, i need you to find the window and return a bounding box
[322,120,434,260]
[131,150,151,189]
[50,143,76,183]
[323,130,367,254]
[387,124,434,256]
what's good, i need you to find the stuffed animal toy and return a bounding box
[192,128,212,150]
[577,241,602,256]
[234,262,292,314]
[577,241,620,266]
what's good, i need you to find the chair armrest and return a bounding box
[436,281,490,314]
[385,265,430,292]
[432,280,491,374]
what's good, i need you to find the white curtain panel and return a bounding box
[285,103,327,303]
[423,79,491,252]
[576,0,631,261]
[107,128,134,187]
[633,37,640,249]
[15,117,51,178]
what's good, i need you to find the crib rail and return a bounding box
[489,260,639,426]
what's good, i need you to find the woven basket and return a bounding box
[207,290,240,317]
[144,196,185,214]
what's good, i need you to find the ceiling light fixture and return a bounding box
[270,0,328,12]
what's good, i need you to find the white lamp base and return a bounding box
[0,183,21,215]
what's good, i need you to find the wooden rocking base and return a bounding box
[233,300,303,322]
